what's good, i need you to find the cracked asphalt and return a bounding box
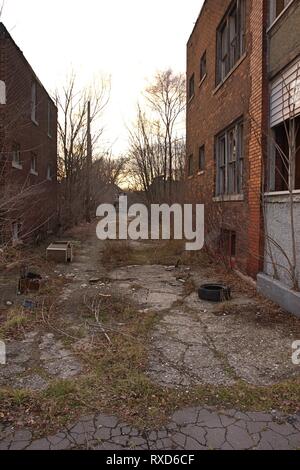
[1,407,300,450]
[1,225,300,451]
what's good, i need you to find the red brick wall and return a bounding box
[186,0,267,278]
[0,23,58,242]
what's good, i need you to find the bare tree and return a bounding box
[145,69,186,199]
[54,73,110,227]
[127,70,186,203]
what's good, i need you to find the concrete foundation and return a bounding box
[257,273,300,318]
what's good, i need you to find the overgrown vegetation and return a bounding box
[1,289,300,436]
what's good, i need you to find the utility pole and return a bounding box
[86,100,92,223]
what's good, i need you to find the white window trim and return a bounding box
[12,161,23,170]
[268,0,295,31]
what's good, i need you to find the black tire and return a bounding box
[198,284,231,302]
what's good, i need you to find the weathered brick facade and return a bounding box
[0,22,58,242]
[186,0,268,278]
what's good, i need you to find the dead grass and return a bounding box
[1,290,299,436]
[101,239,214,269]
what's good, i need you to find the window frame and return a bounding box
[188,74,195,100]
[200,51,207,82]
[12,142,22,169]
[215,119,244,196]
[47,163,53,181]
[198,145,205,172]
[30,152,38,175]
[31,81,38,124]
[269,0,293,25]
[188,154,194,177]
[216,0,246,85]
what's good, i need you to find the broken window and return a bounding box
[269,116,300,191]
[189,74,195,100]
[200,51,207,81]
[216,0,246,84]
[0,80,6,105]
[270,0,292,23]
[216,120,244,196]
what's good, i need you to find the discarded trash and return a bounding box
[6,301,13,307]
[18,267,42,294]
[89,278,101,284]
[23,300,35,309]
[198,284,231,303]
[47,241,73,263]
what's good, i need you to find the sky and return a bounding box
[1,0,203,154]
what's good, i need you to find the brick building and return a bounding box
[0,22,57,244]
[186,0,267,279]
[187,0,300,313]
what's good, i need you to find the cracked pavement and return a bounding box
[1,227,300,450]
[1,407,300,450]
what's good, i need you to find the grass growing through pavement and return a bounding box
[1,237,299,436]
[101,239,213,269]
[0,290,300,436]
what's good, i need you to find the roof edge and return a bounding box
[0,22,56,108]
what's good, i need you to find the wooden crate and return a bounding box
[46,241,73,263]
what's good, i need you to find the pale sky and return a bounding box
[2,0,203,154]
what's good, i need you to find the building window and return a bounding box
[48,101,52,138]
[189,74,195,100]
[216,120,244,196]
[12,142,22,169]
[0,80,6,105]
[30,152,38,175]
[270,0,292,23]
[216,0,246,84]
[12,221,22,243]
[47,164,53,181]
[188,154,194,176]
[31,81,38,123]
[200,51,207,81]
[199,145,205,171]
[269,116,300,191]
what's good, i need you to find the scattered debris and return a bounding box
[46,241,73,263]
